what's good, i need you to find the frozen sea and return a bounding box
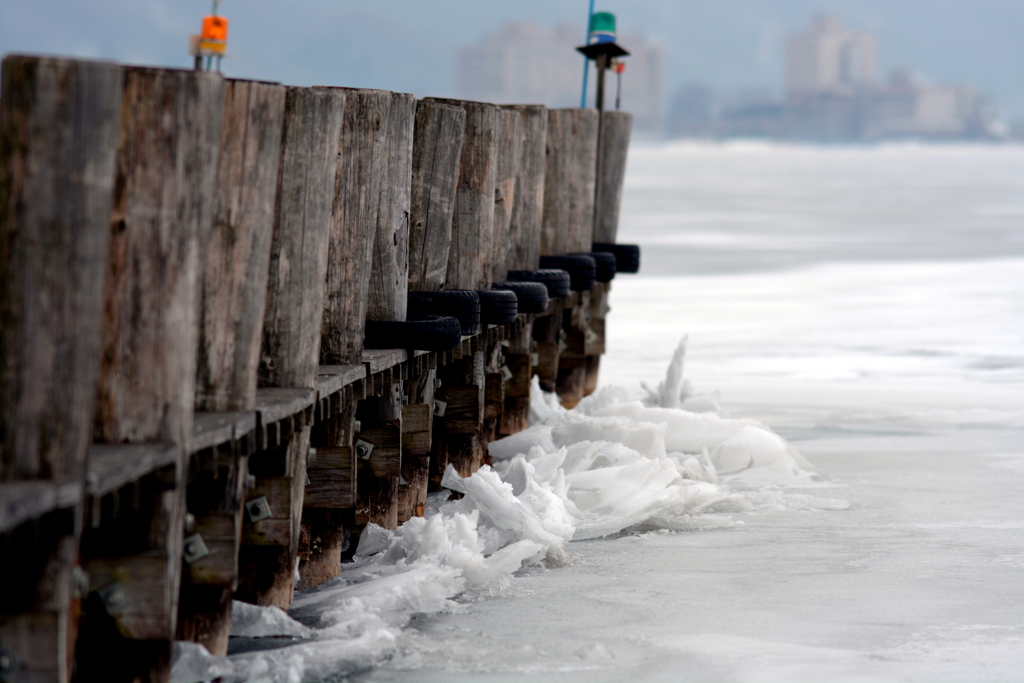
[176,142,1024,683]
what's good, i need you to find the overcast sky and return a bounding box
[2,0,1022,116]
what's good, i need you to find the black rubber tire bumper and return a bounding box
[492,281,549,314]
[591,242,640,274]
[363,314,462,351]
[477,289,518,325]
[407,290,481,335]
[505,269,571,300]
[570,251,616,282]
[539,254,597,291]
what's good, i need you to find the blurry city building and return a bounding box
[667,15,1001,141]
[457,22,665,134]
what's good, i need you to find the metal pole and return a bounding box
[580,0,596,108]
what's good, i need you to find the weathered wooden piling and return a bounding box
[320,87,390,365]
[408,100,466,292]
[503,104,548,273]
[490,109,523,284]
[0,55,123,683]
[79,65,223,682]
[0,52,635,679]
[425,98,500,291]
[593,111,633,245]
[246,87,345,608]
[180,77,286,655]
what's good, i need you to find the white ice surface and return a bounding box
[171,143,1024,682]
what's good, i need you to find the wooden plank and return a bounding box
[320,88,390,364]
[566,108,600,252]
[0,481,81,534]
[254,387,316,426]
[593,110,633,245]
[316,363,366,398]
[362,348,408,375]
[408,100,465,291]
[86,442,178,497]
[367,91,415,321]
[191,411,256,453]
[502,104,547,272]
[261,87,345,390]
[0,56,122,485]
[540,108,574,256]
[304,468,356,508]
[82,552,173,641]
[424,98,500,290]
[491,108,523,284]
[195,80,286,412]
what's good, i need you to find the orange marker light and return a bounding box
[199,15,228,54]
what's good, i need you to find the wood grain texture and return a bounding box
[490,109,523,283]
[566,109,599,252]
[260,87,344,389]
[408,100,465,291]
[320,88,390,364]
[196,80,286,411]
[540,109,574,255]
[367,92,415,321]
[95,67,223,448]
[0,56,122,483]
[424,98,499,290]
[502,105,547,272]
[593,111,632,245]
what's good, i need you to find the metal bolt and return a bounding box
[0,646,18,674]
[307,447,317,465]
[245,474,256,490]
[184,512,196,533]
[246,496,272,523]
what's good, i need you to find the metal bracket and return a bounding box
[434,400,448,417]
[355,439,374,460]
[500,365,514,382]
[98,581,129,615]
[0,643,20,680]
[246,496,272,523]
[182,533,210,564]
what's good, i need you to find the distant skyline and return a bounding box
[2,0,1022,116]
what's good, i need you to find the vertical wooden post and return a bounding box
[502,105,547,272]
[181,78,286,655]
[490,109,523,285]
[424,98,500,291]
[80,66,223,683]
[592,111,633,245]
[398,369,435,522]
[0,55,122,683]
[566,109,600,253]
[541,109,574,256]
[320,88,391,364]
[367,92,416,322]
[241,87,345,611]
[408,101,465,292]
[195,80,286,412]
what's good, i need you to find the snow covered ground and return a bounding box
[172,142,1024,682]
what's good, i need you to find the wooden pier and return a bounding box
[0,55,633,683]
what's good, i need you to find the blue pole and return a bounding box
[580,0,596,108]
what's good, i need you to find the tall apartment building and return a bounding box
[457,22,664,134]
[786,15,878,94]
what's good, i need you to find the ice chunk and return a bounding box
[594,401,763,454]
[231,600,312,638]
[354,523,394,559]
[552,411,668,459]
[170,641,232,683]
[488,424,556,460]
[529,376,566,424]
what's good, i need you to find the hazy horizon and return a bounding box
[2,0,1022,117]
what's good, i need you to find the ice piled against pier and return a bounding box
[172,338,819,683]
